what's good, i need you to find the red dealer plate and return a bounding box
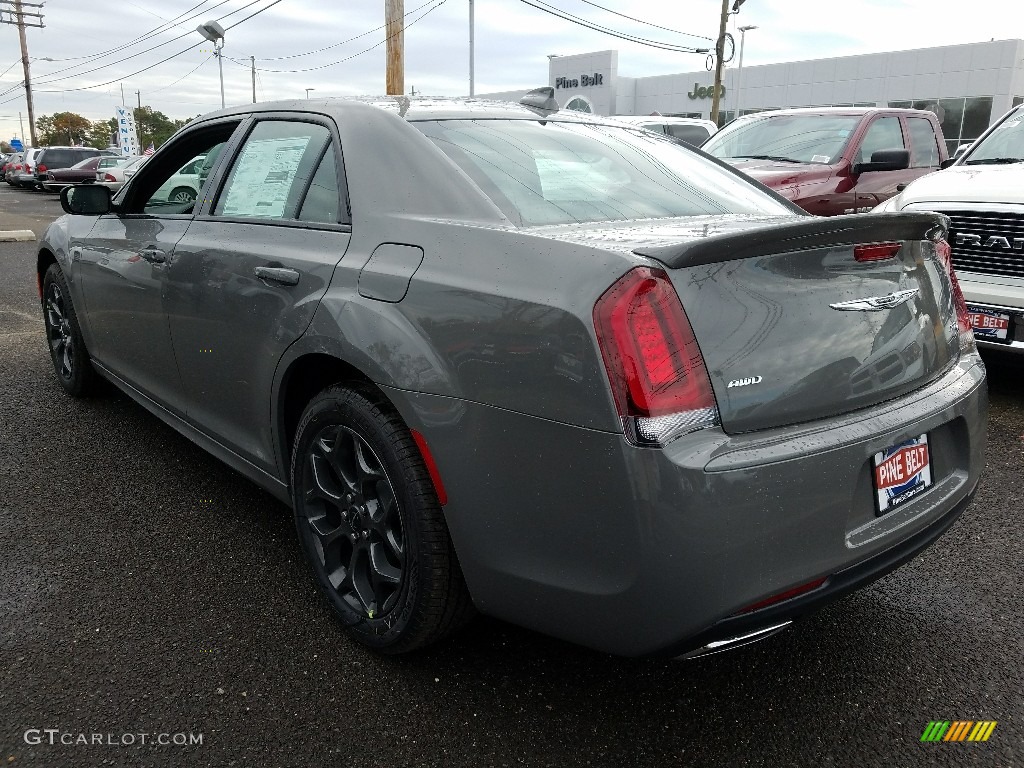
[967,307,1010,341]
[872,434,933,515]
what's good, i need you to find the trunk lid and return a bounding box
[634,212,960,434]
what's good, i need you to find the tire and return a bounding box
[169,187,196,203]
[41,264,99,397]
[290,384,473,653]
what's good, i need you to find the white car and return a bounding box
[875,103,1024,353]
[95,155,148,193]
[611,115,719,146]
[151,154,205,204]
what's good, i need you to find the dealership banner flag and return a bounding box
[115,106,140,157]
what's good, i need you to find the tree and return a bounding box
[86,118,117,150]
[36,112,93,145]
[0,140,12,153]
[133,106,188,150]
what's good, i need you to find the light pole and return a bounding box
[735,25,758,120]
[468,0,474,97]
[305,88,315,99]
[196,20,226,109]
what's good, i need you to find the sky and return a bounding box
[0,0,1020,142]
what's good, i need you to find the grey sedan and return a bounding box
[38,93,987,658]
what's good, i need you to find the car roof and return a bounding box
[191,95,645,126]
[735,107,935,119]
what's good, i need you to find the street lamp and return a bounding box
[305,88,315,99]
[196,20,226,109]
[735,25,758,119]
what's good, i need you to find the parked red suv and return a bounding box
[703,108,948,215]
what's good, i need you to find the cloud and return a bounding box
[0,0,1019,141]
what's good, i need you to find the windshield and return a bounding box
[962,107,1024,164]
[415,119,792,227]
[703,114,861,164]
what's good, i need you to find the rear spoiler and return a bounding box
[633,212,950,270]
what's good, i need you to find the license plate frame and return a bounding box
[966,305,1011,342]
[872,434,933,515]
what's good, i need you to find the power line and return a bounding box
[27,0,263,88]
[574,0,713,41]
[147,54,213,95]
[249,0,448,74]
[250,0,437,61]
[27,0,284,92]
[16,0,286,96]
[519,0,709,52]
[36,0,222,64]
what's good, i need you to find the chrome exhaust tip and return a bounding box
[677,620,792,660]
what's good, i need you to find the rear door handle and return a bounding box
[139,248,166,263]
[254,266,300,286]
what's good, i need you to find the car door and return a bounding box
[849,115,916,212]
[73,118,245,411]
[163,115,352,473]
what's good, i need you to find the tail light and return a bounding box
[37,164,46,173]
[103,173,117,182]
[594,266,719,446]
[934,237,976,353]
[854,242,901,262]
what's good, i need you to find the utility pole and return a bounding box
[250,55,256,103]
[709,0,729,126]
[385,0,404,95]
[135,89,145,149]
[0,0,45,147]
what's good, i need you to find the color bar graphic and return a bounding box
[921,721,996,742]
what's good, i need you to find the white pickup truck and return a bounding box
[875,103,1024,353]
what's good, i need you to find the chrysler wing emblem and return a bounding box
[829,288,918,311]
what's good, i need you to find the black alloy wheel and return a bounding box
[291,385,474,653]
[303,424,406,619]
[42,264,97,396]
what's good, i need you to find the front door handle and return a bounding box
[139,248,166,264]
[254,266,300,286]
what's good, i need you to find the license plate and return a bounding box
[872,434,933,514]
[967,306,1011,341]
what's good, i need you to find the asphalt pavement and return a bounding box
[0,182,1020,767]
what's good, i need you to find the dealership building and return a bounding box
[479,39,1024,155]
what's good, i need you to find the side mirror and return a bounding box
[939,157,957,170]
[852,148,910,174]
[60,184,112,215]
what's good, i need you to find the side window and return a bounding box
[214,121,331,221]
[129,122,240,215]
[297,145,341,224]
[907,117,940,168]
[856,117,905,164]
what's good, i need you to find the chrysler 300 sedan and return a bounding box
[38,92,987,658]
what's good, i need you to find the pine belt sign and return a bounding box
[555,73,604,89]
[115,106,140,156]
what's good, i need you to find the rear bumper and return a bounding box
[388,353,987,657]
[673,482,976,658]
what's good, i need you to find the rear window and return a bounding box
[415,119,791,227]
[39,149,95,169]
[704,114,861,164]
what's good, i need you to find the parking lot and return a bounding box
[0,180,1020,767]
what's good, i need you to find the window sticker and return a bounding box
[811,154,831,163]
[220,136,311,218]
